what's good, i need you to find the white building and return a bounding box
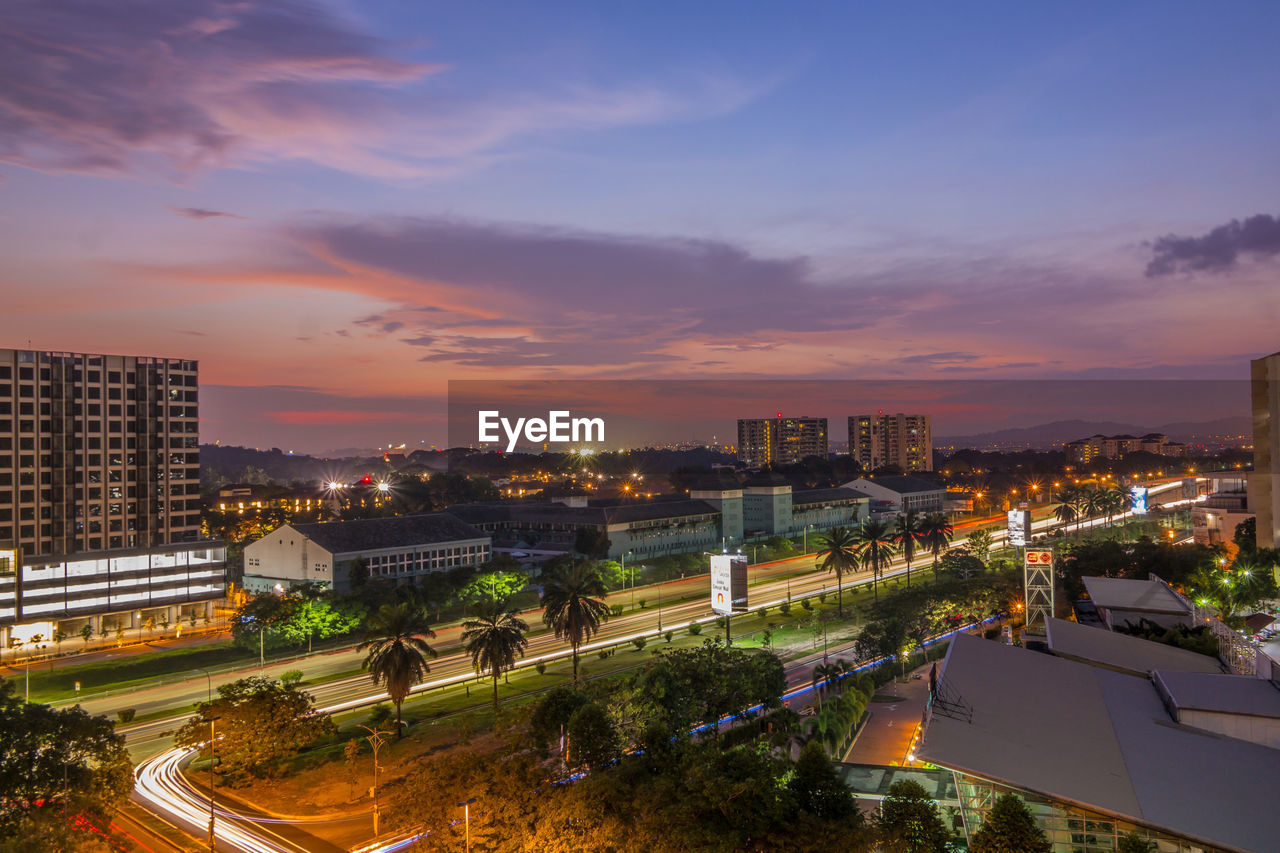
[843,475,944,517]
[243,513,490,594]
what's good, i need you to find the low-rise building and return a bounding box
[242,513,490,594]
[843,475,944,517]
[918,632,1280,853]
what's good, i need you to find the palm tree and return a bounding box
[1083,487,1107,529]
[892,511,924,587]
[358,603,438,737]
[918,512,953,578]
[540,560,611,682]
[816,526,859,616]
[1108,483,1133,528]
[1053,487,1079,531]
[852,519,897,603]
[462,604,530,710]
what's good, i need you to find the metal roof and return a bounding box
[1081,576,1192,615]
[287,513,487,554]
[1044,617,1225,677]
[1154,670,1280,719]
[918,633,1280,853]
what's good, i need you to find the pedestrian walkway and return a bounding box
[843,660,934,765]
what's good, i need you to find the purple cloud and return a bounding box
[1147,214,1280,276]
[168,206,245,220]
[0,0,436,177]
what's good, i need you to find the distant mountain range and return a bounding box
[938,416,1252,449]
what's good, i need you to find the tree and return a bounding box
[1053,487,1079,531]
[79,623,94,647]
[968,527,994,564]
[816,526,859,616]
[0,679,133,844]
[789,740,859,821]
[175,676,335,784]
[461,604,529,709]
[347,556,369,590]
[876,779,952,853]
[540,560,611,682]
[918,512,953,578]
[358,603,437,737]
[574,526,611,559]
[968,793,1051,853]
[566,702,620,771]
[893,511,925,587]
[530,686,590,750]
[853,519,897,602]
[456,569,529,609]
[1117,832,1156,853]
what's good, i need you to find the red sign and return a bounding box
[1025,549,1053,565]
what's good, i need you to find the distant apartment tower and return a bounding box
[849,413,933,472]
[1253,350,1280,549]
[736,416,828,467]
[0,349,225,645]
[1065,433,1187,465]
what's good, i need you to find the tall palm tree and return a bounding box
[918,512,953,578]
[462,603,530,710]
[892,511,924,587]
[358,602,437,737]
[852,519,897,603]
[1083,487,1108,529]
[816,526,859,616]
[1108,483,1133,529]
[540,560,611,682]
[1053,487,1080,531]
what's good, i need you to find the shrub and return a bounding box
[714,616,726,629]
[688,623,702,636]
[369,703,394,726]
[280,669,303,688]
[664,630,674,643]
[632,637,647,651]
[638,599,647,609]
[779,602,792,616]
[117,708,136,724]
[800,599,813,611]
[598,649,611,660]
[535,661,547,676]
[610,604,625,618]
[818,592,828,604]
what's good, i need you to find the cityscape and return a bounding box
[3,3,1280,853]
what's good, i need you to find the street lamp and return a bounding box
[358,725,390,837]
[623,549,634,608]
[458,797,478,853]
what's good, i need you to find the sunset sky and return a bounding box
[2,1,1279,452]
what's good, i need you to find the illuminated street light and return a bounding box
[376,481,391,493]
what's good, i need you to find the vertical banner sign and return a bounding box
[1023,548,1055,630]
[1007,509,1031,547]
[710,554,749,615]
[1129,486,1148,515]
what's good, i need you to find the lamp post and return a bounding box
[195,667,213,703]
[624,550,634,608]
[458,797,477,853]
[657,585,662,631]
[358,725,389,837]
[206,715,221,853]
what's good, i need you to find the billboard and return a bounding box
[1007,509,1031,547]
[1130,486,1148,515]
[710,554,748,615]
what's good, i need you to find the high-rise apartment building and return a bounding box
[1252,350,1280,549]
[0,349,225,646]
[849,412,933,472]
[736,417,828,467]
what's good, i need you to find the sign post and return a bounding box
[1023,547,1054,631]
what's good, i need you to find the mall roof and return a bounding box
[1154,670,1280,719]
[1044,617,1225,677]
[917,633,1280,853]
[289,513,487,554]
[1081,576,1192,615]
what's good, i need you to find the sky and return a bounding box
[1,1,1278,453]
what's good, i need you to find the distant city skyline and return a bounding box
[2,2,1279,450]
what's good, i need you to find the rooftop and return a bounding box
[848,475,943,495]
[1081,576,1193,616]
[288,513,487,554]
[792,486,871,506]
[448,499,721,527]
[1044,617,1225,677]
[918,633,1280,853]
[1154,669,1280,719]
